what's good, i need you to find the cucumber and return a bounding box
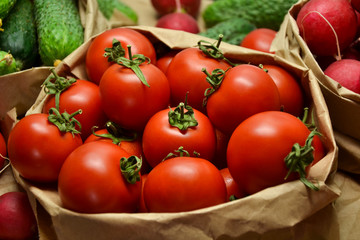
[0,0,17,20]
[34,0,84,66]
[0,50,18,75]
[199,18,256,45]
[0,0,39,70]
[202,0,297,30]
[97,0,138,24]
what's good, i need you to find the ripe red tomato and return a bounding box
[219,168,245,201]
[166,47,232,113]
[206,64,281,136]
[142,105,216,168]
[99,62,170,132]
[7,113,83,182]
[58,141,142,213]
[144,156,227,212]
[240,28,277,53]
[0,132,6,168]
[227,111,325,195]
[42,79,108,140]
[85,28,157,84]
[138,173,148,213]
[262,64,305,117]
[155,50,179,74]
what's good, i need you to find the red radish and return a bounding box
[296,0,358,57]
[352,0,360,12]
[151,0,201,18]
[324,59,360,94]
[155,0,200,34]
[0,192,38,240]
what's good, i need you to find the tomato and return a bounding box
[142,104,216,168]
[263,64,305,117]
[99,61,170,132]
[166,47,232,113]
[206,64,281,136]
[227,111,325,195]
[138,173,148,213]
[240,28,277,53]
[85,28,157,85]
[144,157,227,212]
[43,79,108,140]
[7,113,83,182]
[212,128,230,170]
[0,132,6,168]
[58,141,142,213]
[155,50,179,74]
[219,168,245,201]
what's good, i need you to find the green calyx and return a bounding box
[120,155,142,184]
[168,97,198,131]
[197,34,236,67]
[104,38,126,63]
[163,146,200,161]
[47,107,82,136]
[202,67,228,107]
[91,121,137,145]
[284,129,321,191]
[115,45,151,87]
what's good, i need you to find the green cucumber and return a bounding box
[0,0,17,20]
[0,50,18,75]
[34,0,84,66]
[97,0,138,24]
[202,0,297,30]
[0,0,39,70]
[199,17,256,45]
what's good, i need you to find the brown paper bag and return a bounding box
[10,25,340,240]
[271,0,360,174]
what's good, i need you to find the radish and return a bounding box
[151,0,201,18]
[296,0,358,58]
[155,0,199,33]
[324,59,360,94]
[352,0,360,12]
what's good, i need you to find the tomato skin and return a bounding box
[206,64,281,136]
[220,168,245,201]
[166,47,231,112]
[142,107,216,168]
[155,50,179,74]
[99,63,170,132]
[0,132,6,168]
[240,28,277,53]
[263,64,304,117]
[58,141,142,213]
[144,157,227,212]
[227,111,325,195]
[85,28,157,85]
[138,173,148,213]
[7,113,83,182]
[42,79,108,140]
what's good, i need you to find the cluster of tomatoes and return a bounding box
[5,27,325,214]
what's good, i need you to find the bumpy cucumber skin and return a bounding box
[0,0,17,19]
[0,0,38,70]
[199,18,256,45]
[97,0,138,24]
[34,0,84,66]
[0,51,18,75]
[202,0,298,30]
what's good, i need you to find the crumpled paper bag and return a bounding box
[271,0,360,174]
[10,25,340,240]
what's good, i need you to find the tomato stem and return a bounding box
[197,37,236,67]
[90,122,138,145]
[104,39,126,63]
[202,67,228,107]
[48,107,82,136]
[120,156,142,184]
[168,95,198,131]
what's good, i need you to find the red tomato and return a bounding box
[42,79,108,140]
[212,128,230,170]
[219,168,245,201]
[166,47,232,112]
[85,28,157,84]
[144,157,227,212]
[58,141,142,213]
[155,50,179,74]
[138,173,148,213]
[99,62,170,132]
[7,113,83,182]
[0,132,6,168]
[142,105,216,168]
[227,111,325,195]
[263,64,305,117]
[240,28,277,53]
[206,64,281,136]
